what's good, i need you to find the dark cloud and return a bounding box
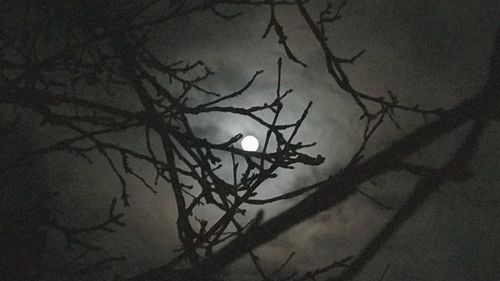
[2,0,500,280]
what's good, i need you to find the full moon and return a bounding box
[241,135,259,152]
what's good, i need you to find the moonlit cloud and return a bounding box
[2,1,499,280]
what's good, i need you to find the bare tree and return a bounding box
[1,0,498,281]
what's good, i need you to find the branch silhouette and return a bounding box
[1,1,498,280]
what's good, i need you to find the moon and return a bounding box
[241,135,259,152]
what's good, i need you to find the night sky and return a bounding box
[1,0,500,280]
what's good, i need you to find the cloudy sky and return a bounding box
[2,0,500,280]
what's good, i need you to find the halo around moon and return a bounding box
[241,135,259,152]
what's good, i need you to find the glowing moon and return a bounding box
[241,135,259,152]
